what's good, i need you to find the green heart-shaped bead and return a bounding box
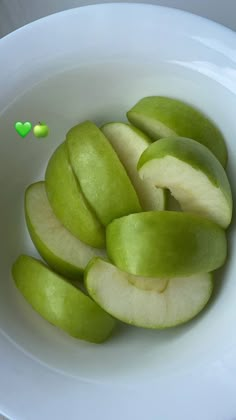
[15,121,32,138]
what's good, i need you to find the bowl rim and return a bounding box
[1,1,236,44]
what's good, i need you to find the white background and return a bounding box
[0,0,235,419]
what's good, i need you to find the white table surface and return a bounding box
[0,0,235,419]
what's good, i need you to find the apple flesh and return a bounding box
[127,96,227,167]
[85,258,213,328]
[45,142,105,248]
[101,122,166,211]
[66,121,142,225]
[25,182,106,279]
[12,255,116,343]
[106,211,227,278]
[138,137,232,228]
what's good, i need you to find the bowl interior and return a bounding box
[0,5,236,384]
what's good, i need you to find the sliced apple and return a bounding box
[12,255,116,343]
[85,258,213,328]
[45,142,105,248]
[138,137,232,228]
[127,96,227,166]
[66,121,142,225]
[101,122,165,211]
[25,182,106,279]
[106,211,227,278]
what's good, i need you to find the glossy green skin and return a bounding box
[66,121,142,226]
[25,182,105,280]
[45,142,105,248]
[127,96,227,167]
[138,136,232,209]
[106,211,227,278]
[33,123,49,138]
[12,255,116,343]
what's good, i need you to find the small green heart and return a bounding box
[15,121,32,138]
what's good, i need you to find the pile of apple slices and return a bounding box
[12,96,233,343]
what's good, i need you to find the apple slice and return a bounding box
[106,211,227,278]
[138,137,232,228]
[12,255,116,343]
[101,122,165,211]
[66,121,142,226]
[25,182,106,279]
[85,258,213,328]
[45,142,105,248]
[127,96,227,166]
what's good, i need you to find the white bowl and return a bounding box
[0,4,236,419]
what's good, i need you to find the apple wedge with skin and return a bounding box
[85,258,213,329]
[25,182,106,279]
[12,255,116,343]
[45,142,105,248]
[127,96,227,166]
[101,122,166,211]
[138,137,232,228]
[66,121,142,226]
[106,211,227,278]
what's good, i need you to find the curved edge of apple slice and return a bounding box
[138,137,232,228]
[127,96,227,167]
[45,141,105,248]
[85,258,213,329]
[106,211,227,278]
[12,255,116,343]
[25,181,106,280]
[101,122,166,211]
[66,121,142,226]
